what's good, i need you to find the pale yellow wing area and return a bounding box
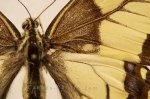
[0,55,9,75]
[58,52,149,99]
[95,0,124,14]
[93,0,150,64]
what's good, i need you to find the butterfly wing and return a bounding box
[0,12,23,99]
[44,0,150,65]
[44,0,101,53]
[45,51,149,99]
[61,52,149,99]
[0,12,21,54]
[0,53,25,99]
[43,0,150,99]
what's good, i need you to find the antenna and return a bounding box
[34,0,56,21]
[18,0,32,18]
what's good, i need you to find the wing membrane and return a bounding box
[45,0,101,53]
[0,12,21,55]
[62,52,150,99]
[44,0,150,65]
[0,53,24,99]
[44,0,150,98]
[45,51,149,99]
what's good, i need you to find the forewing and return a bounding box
[44,0,101,53]
[0,12,21,55]
[44,0,150,65]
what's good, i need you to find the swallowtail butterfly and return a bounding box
[0,0,150,99]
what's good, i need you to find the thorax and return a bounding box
[19,28,43,64]
[17,18,44,64]
[28,28,43,62]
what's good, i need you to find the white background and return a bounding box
[0,0,69,33]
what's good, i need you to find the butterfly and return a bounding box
[0,0,150,99]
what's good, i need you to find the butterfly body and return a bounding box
[23,19,43,61]
[16,18,44,99]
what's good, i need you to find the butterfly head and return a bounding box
[22,18,39,30]
[18,0,56,31]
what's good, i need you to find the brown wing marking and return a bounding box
[0,12,21,55]
[45,0,101,53]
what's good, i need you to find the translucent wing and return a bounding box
[0,12,23,99]
[43,0,150,99]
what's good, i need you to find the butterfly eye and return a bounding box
[22,20,29,30]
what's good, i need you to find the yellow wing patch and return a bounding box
[0,55,8,75]
[65,61,107,99]
[124,2,150,17]
[99,45,140,63]
[100,20,145,54]
[95,1,150,64]
[60,51,149,99]
[95,0,125,14]
[110,11,150,34]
